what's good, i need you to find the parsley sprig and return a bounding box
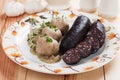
[46,36,53,43]
[25,18,39,25]
[39,21,58,32]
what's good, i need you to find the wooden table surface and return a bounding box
[0,0,120,80]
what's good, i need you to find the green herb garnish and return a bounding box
[39,23,45,32]
[46,36,53,43]
[32,40,35,44]
[39,21,58,32]
[33,46,36,50]
[45,22,51,26]
[27,38,30,41]
[54,28,58,32]
[39,15,47,19]
[30,45,36,50]
[32,32,37,36]
[44,21,58,32]
[50,25,58,32]
[25,18,39,25]
[40,34,47,37]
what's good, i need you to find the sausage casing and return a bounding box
[60,15,91,54]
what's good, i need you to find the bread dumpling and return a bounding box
[51,18,69,35]
[42,27,62,41]
[36,35,59,56]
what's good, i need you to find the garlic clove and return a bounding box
[5,1,24,17]
[24,0,45,14]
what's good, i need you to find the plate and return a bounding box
[2,10,120,74]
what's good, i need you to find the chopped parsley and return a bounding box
[32,32,37,36]
[40,34,47,37]
[27,38,30,41]
[46,36,53,43]
[39,15,47,19]
[33,46,36,50]
[39,22,46,32]
[49,25,58,32]
[30,45,36,50]
[25,18,39,25]
[32,40,35,44]
[39,21,58,32]
[45,22,51,26]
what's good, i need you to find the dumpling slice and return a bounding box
[42,27,62,41]
[36,35,59,56]
[51,18,69,35]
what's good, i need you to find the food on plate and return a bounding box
[75,41,92,58]
[27,28,61,63]
[35,35,60,63]
[5,1,24,17]
[24,0,44,14]
[89,20,105,46]
[27,14,105,65]
[27,17,69,63]
[62,19,105,65]
[85,35,100,53]
[60,16,91,55]
[62,49,81,65]
[36,36,59,56]
[51,17,69,35]
[41,22,62,41]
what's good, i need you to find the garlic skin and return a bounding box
[5,1,24,17]
[24,0,44,14]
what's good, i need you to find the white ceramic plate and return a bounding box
[2,10,120,74]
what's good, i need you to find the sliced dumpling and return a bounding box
[42,27,62,41]
[51,18,69,35]
[36,35,59,56]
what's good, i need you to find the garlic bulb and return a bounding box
[5,1,24,17]
[24,0,44,14]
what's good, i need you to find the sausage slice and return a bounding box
[85,35,100,53]
[62,49,81,65]
[75,41,92,58]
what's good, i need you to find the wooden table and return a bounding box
[0,0,120,80]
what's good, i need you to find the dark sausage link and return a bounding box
[60,15,91,55]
